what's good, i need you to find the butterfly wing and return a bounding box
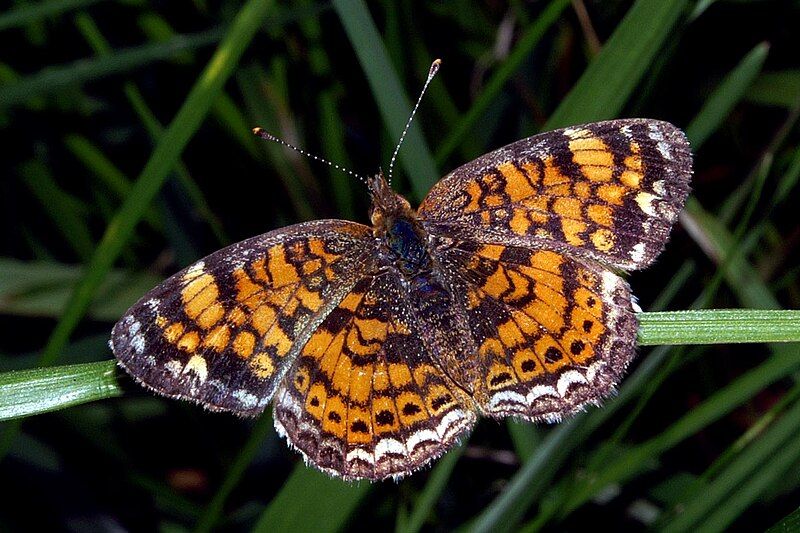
[419,119,692,270]
[273,271,477,481]
[111,220,375,417]
[432,239,637,421]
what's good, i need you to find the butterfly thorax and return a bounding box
[369,173,432,277]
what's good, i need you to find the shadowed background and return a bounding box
[1,0,800,531]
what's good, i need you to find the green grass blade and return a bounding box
[400,446,465,533]
[746,70,800,108]
[682,198,780,309]
[545,0,689,129]
[20,161,95,260]
[0,27,224,108]
[74,12,228,247]
[685,42,769,148]
[659,387,800,532]
[766,506,800,533]
[251,464,371,533]
[559,347,800,515]
[0,360,122,421]
[467,419,583,533]
[63,134,163,232]
[0,258,160,321]
[0,0,104,32]
[0,0,275,463]
[194,413,274,533]
[332,0,438,199]
[434,0,570,164]
[690,403,800,532]
[637,310,800,345]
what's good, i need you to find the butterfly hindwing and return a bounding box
[434,239,638,421]
[273,271,477,480]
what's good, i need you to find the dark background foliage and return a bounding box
[1,0,799,531]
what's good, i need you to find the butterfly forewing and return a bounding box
[418,119,692,271]
[111,220,375,416]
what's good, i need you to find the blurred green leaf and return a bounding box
[252,464,371,533]
[332,0,438,199]
[0,258,160,320]
[685,42,769,147]
[545,0,689,129]
[0,0,104,31]
[663,392,800,532]
[746,70,800,108]
[0,27,224,108]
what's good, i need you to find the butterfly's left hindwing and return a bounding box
[111,220,374,416]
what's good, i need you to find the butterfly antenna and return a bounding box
[252,127,367,184]
[387,58,441,185]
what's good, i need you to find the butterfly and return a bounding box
[111,117,691,481]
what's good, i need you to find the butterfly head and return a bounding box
[368,171,414,235]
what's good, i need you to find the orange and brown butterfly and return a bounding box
[111,76,691,481]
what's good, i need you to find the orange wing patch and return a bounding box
[111,222,374,417]
[273,274,476,481]
[419,119,692,271]
[439,240,637,422]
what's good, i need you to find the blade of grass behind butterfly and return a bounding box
[435,0,571,165]
[654,382,800,531]
[551,343,800,519]
[0,0,275,459]
[193,413,274,533]
[251,465,371,533]
[237,62,317,221]
[0,258,161,322]
[0,0,104,32]
[295,0,355,219]
[332,0,438,200]
[0,27,224,108]
[685,42,770,148]
[73,12,228,246]
[545,0,689,130]
[19,160,95,261]
[63,134,163,233]
[396,445,466,533]
[135,10,263,162]
[745,70,800,109]
[663,391,800,533]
